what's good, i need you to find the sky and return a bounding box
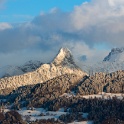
[0,0,90,22]
[0,0,124,67]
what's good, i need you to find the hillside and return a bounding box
[1,70,123,124]
[6,74,81,109]
[4,70,123,110]
[74,70,124,95]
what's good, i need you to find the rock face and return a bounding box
[103,47,124,62]
[0,48,87,94]
[52,48,76,66]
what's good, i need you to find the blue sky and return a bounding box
[0,0,90,22]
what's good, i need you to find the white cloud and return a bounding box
[69,0,124,46]
[0,23,12,30]
[63,42,109,65]
[0,0,124,67]
[108,0,124,7]
[71,0,124,31]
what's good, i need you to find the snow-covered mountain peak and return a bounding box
[52,47,75,66]
[103,47,124,62]
[0,48,87,93]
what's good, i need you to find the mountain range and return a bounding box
[0,47,124,124]
[0,47,124,78]
[0,48,86,95]
[90,47,124,73]
[0,47,124,95]
[103,47,124,62]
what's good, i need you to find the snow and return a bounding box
[81,47,124,74]
[52,47,76,68]
[17,107,67,121]
[82,92,124,99]
[0,47,124,78]
[68,121,93,124]
[90,61,124,73]
[4,109,10,113]
[2,92,123,123]
[103,47,124,62]
[18,108,46,116]
[17,107,92,123]
[2,107,89,122]
[60,93,75,98]
[2,107,67,121]
[60,92,124,100]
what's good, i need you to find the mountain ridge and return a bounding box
[0,48,87,95]
[87,47,124,74]
[103,47,124,62]
[0,60,43,78]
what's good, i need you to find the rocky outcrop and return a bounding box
[0,48,87,94]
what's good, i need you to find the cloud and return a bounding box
[0,23,12,30]
[0,0,124,67]
[63,42,108,65]
[70,0,124,46]
[108,0,124,7]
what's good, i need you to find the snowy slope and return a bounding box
[103,47,124,62]
[0,47,124,78]
[0,48,82,78]
[68,121,93,124]
[85,47,124,74]
[90,61,124,74]
[0,60,43,78]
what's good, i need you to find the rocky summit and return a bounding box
[0,48,87,95]
[103,47,124,62]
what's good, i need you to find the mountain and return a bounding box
[8,73,81,108]
[52,48,76,66]
[0,60,43,78]
[103,47,124,62]
[7,70,124,109]
[87,47,124,74]
[74,70,124,95]
[1,48,124,124]
[0,48,87,95]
